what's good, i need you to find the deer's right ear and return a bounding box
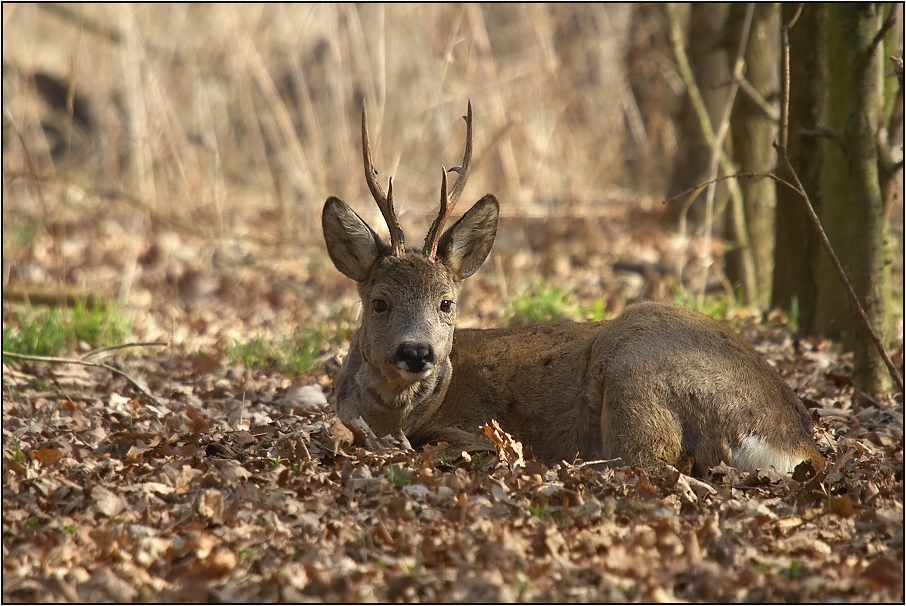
[436,195,499,279]
[322,197,386,282]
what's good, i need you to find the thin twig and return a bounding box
[869,5,899,53]
[572,458,622,468]
[736,74,781,122]
[785,4,804,31]
[665,170,800,207]
[80,341,169,360]
[663,173,760,205]
[2,351,166,406]
[779,11,795,149]
[800,127,846,146]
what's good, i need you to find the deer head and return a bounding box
[322,102,498,385]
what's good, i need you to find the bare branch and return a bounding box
[81,341,169,360]
[737,74,781,122]
[870,5,899,53]
[663,172,765,206]
[2,350,166,406]
[800,127,847,149]
[784,4,804,30]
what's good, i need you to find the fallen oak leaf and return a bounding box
[197,489,225,524]
[421,441,451,459]
[91,485,125,518]
[278,384,328,414]
[215,460,251,483]
[828,495,857,517]
[488,478,514,505]
[479,420,525,470]
[141,482,175,496]
[685,474,718,500]
[328,417,355,454]
[274,433,312,463]
[199,548,237,577]
[31,447,63,466]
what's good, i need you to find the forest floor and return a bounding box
[2,197,904,602]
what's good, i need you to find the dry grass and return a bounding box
[3,4,663,241]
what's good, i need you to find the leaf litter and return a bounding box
[2,206,903,602]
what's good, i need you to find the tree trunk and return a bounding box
[773,4,894,393]
[725,3,780,309]
[817,5,893,393]
[772,5,827,332]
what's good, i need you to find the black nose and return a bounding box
[397,343,435,372]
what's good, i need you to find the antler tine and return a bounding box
[362,105,405,256]
[446,100,473,207]
[424,168,449,259]
[423,101,473,259]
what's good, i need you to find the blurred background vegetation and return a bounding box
[2,4,903,390]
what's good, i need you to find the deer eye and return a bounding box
[439,299,454,313]
[372,299,388,313]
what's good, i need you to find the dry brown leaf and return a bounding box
[216,460,251,484]
[479,420,525,470]
[31,447,63,466]
[828,495,857,518]
[328,417,355,454]
[90,485,125,518]
[197,489,225,523]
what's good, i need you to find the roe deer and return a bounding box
[322,102,823,476]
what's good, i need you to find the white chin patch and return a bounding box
[397,367,433,381]
[732,434,802,473]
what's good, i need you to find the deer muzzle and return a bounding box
[395,342,436,379]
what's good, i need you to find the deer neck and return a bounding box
[341,336,453,435]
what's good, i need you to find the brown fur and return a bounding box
[322,105,822,476]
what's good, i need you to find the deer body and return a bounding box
[323,103,822,475]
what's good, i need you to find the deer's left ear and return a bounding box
[322,196,389,282]
[436,195,499,279]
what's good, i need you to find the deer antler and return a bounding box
[424,101,473,260]
[362,104,405,256]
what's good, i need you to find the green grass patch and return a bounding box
[529,498,553,522]
[2,220,40,258]
[782,560,803,579]
[228,325,351,373]
[385,463,413,488]
[506,283,605,325]
[671,289,737,321]
[3,302,132,359]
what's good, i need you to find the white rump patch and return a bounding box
[731,434,803,473]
